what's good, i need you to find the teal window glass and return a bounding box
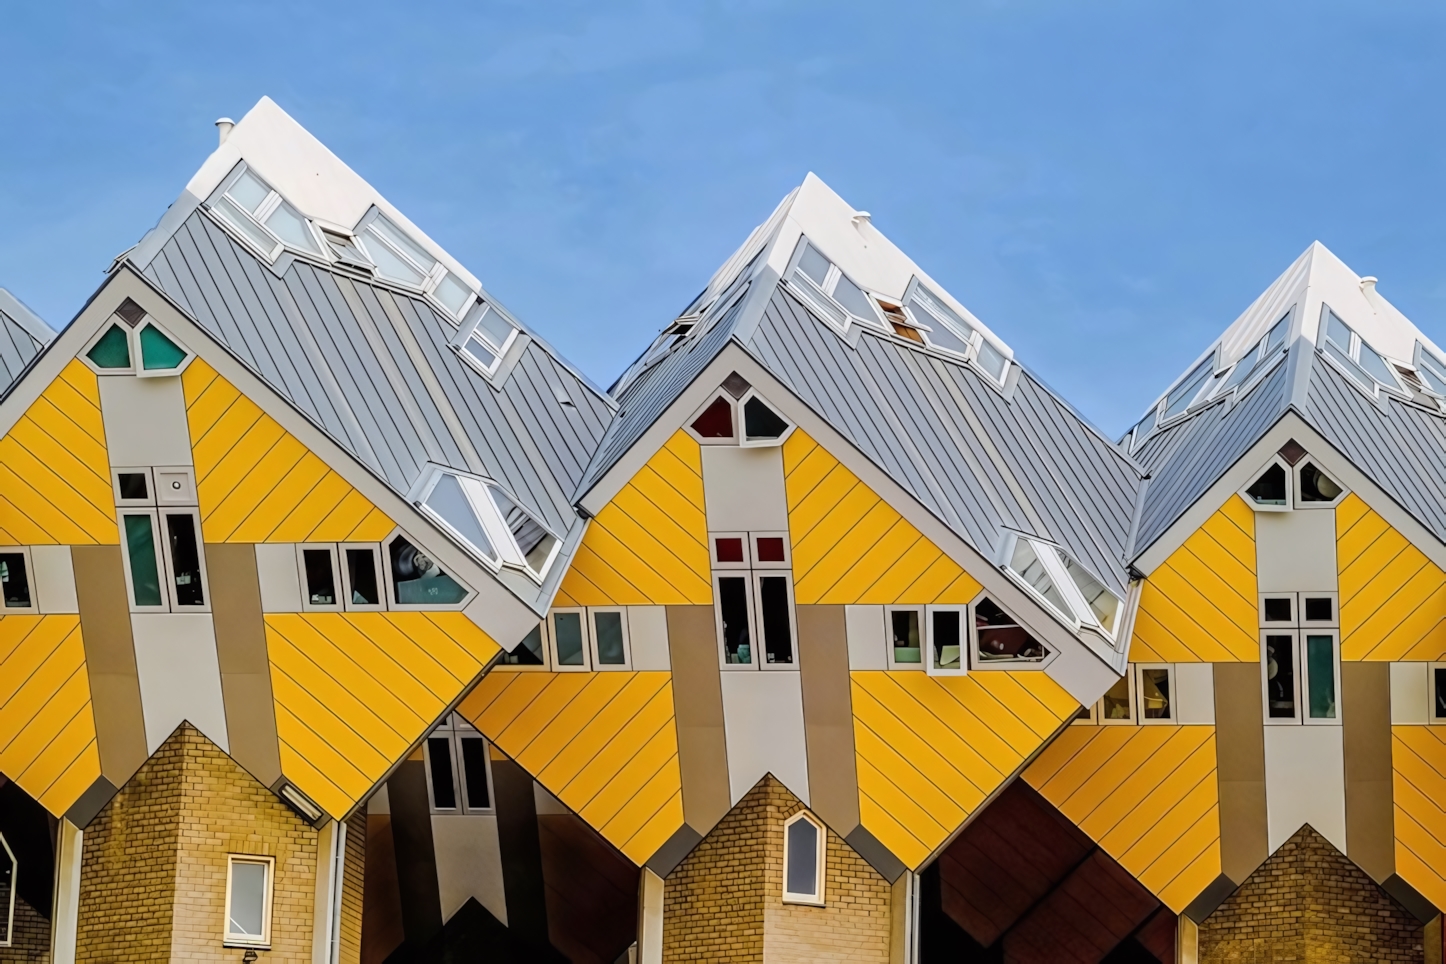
[123,514,162,607]
[593,611,626,665]
[552,612,585,666]
[87,325,131,369]
[1307,635,1337,719]
[139,325,187,371]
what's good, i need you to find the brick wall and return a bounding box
[76,724,324,963]
[0,897,52,963]
[340,810,367,964]
[661,775,891,963]
[1200,824,1425,963]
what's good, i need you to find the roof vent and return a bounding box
[1360,276,1378,295]
[851,212,872,227]
[215,117,235,146]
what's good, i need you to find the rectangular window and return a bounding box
[425,715,494,814]
[0,552,32,610]
[1434,666,1446,722]
[122,512,165,609]
[717,574,754,667]
[549,609,589,670]
[342,545,384,610]
[426,736,457,810]
[1137,665,1173,722]
[1099,674,1133,723]
[224,855,274,948]
[460,736,492,811]
[782,813,825,905]
[301,547,340,610]
[1264,633,1299,721]
[886,607,923,668]
[1304,633,1338,722]
[756,574,794,666]
[590,609,630,668]
[927,606,966,675]
[162,511,206,608]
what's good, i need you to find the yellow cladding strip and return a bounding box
[181,360,394,544]
[460,671,684,866]
[1130,496,1257,663]
[1391,725,1446,911]
[1338,494,1446,661]
[0,360,117,546]
[265,612,500,819]
[0,615,101,816]
[1025,724,1221,914]
[851,670,1077,870]
[555,430,711,606]
[782,431,983,605]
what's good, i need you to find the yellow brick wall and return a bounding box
[662,776,891,963]
[0,896,52,963]
[76,725,324,963]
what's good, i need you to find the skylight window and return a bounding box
[1320,308,1403,394]
[1161,359,1214,422]
[902,284,1010,383]
[452,303,520,376]
[1002,533,1124,639]
[415,468,560,581]
[1414,345,1446,396]
[357,214,477,319]
[787,242,884,333]
[1217,313,1290,397]
[211,168,324,260]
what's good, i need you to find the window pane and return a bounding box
[427,736,457,809]
[1163,361,1212,419]
[691,397,735,438]
[228,861,267,937]
[1306,635,1336,719]
[138,325,187,371]
[975,339,1007,380]
[553,612,585,666]
[743,397,789,441]
[1264,315,1290,354]
[1219,348,1261,393]
[891,610,921,664]
[489,486,557,574]
[1304,597,1333,622]
[0,553,31,608]
[124,515,163,607]
[719,576,752,664]
[759,576,793,664]
[362,226,428,285]
[1140,668,1171,719]
[460,737,490,810]
[911,287,974,340]
[346,549,380,606]
[433,272,471,314]
[165,514,205,607]
[1009,540,1072,618]
[1324,312,1352,350]
[1266,635,1296,718]
[1263,597,1292,622]
[502,624,546,666]
[755,537,786,563]
[919,314,971,356]
[1435,667,1446,720]
[303,549,337,606]
[785,818,819,898]
[975,598,1048,662]
[1102,676,1131,720]
[214,196,280,254]
[594,611,626,665]
[87,324,132,369]
[389,537,469,605]
[262,203,320,254]
[1246,464,1287,505]
[1419,354,1446,395]
[715,538,744,563]
[932,610,961,671]
[118,473,149,500]
[1299,463,1342,503]
[796,245,830,286]
[1358,341,1399,387]
[1056,551,1120,633]
[475,306,516,351]
[831,274,877,323]
[424,474,497,562]
[463,337,498,372]
[369,217,437,273]
[228,172,271,214]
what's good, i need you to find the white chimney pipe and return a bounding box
[215,117,235,146]
[1360,276,1378,295]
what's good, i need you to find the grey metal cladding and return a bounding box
[1304,358,1446,540]
[0,308,47,396]
[1130,359,1291,556]
[139,209,607,538]
[746,286,1142,595]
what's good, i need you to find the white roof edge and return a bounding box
[0,288,54,343]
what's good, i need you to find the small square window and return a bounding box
[716,537,745,564]
[1262,597,1293,624]
[1303,596,1335,624]
[117,471,151,503]
[885,606,924,669]
[224,855,274,948]
[756,537,786,563]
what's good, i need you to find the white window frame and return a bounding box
[354,210,476,320]
[382,530,476,612]
[1429,663,1446,725]
[223,854,275,949]
[998,533,1122,640]
[751,571,798,671]
[1263,630,1341,725]
[1300,592,1339,629]
[924,604,968,677]
[1098,672,1135,725]
[424,716,497,815]
[0,546,37,615]
[1258,592,1296,628]
[1156,354,1220,428]
[685,391,740,446]
[412,468,561,583]
[737,389,795,449]
[0,832,13,948]
[782,811,826,906]
[1239,455,1294,512]
[80,319,137,376]
[1135,664,1175,724]
[1210,310,1293,405]
[132,319,194,378]
[547,608,592,672]
[1318,305,1407,397]
[157,507,210,613]
[884,605,926,671]
[588,606,632,670]
[118,509,170,613]
[338,543,388,612]
[297,544,343,613]
[449,302,520,377]
[784,239,885,336]
[1293,459,1348,509]
[715,570,759,671]
[970,595,1054,670]
[113,467,155,506]
[210,166,326,264]
[902,279,1011,386]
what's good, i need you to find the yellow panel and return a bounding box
[0,361,116,546]
[556,431,711,606]
[181,360,396,544]
[1392,726,1446,909]
[0,616,100,816]
[1025,723,1221,913]
[265,612,499,819]
[461,670,684,865]
[851,669,1076,870]
[1339,499,1446,661]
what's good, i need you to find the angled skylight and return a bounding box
[1320,308,1403,395]
[786,241,884,333]
[902,284,1010,383]
[1215,313,1290,397]
[416,468,560,582]
[451,302,520,376]
[1002,533,1124,639]
[210,168,324,260]
[1160,358,1214,422]
[357,213,477,319]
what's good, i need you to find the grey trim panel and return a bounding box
[845,825,907,883]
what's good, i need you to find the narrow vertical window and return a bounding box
[719,576,753,665]
[1101,675,1131,721]
[0,553,30,609]
[165,513,205,607]
[0,832,13,947]
[758,576,793,664]
[931,609,961,671]
[1265,634,1297,719]
[123,514,163,607]
[552,612,586,667]
[593,611,627,665]
[1139,667,1172,720]
[224,856,274,948]
[890,610,922,665]
[460,737,491,811]
[427,736,457,810]
[1435,667,1446,722]
[1305,635,1337,720]
[303,549,337,607]
[346,548,380,606]
[782,812,825,905]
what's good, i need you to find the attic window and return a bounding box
[691,397,735,438]
[1002,534,1123,638]
[787,241,884,333]
[903,284,1009,383]
[357,213,476,319]
[453,303,519,376]
[322,231,374,271]
[387,534,469,606]
[87,325,131,369]
[416,469,560,581]
[83,318,191,376]
[1415,346,1446,396]
[212,168,323,260]
[1320,308,1402,394]
[1161,359,1214,422]
[974,598,1048,663]
[137,323,187,373]
[1217,313,1290,397]
[741,395,790,445]
[1245,461,1289,508]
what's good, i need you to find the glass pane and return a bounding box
[932,610,961,671]
[303,549,336,606]
[1140,668,1171,719]
[691,397,735,438]
[796,245,830,286]
[891,610,921,664]
[362,226,427,285]
[432,272,471,315]
[138,325,187,371]
[1009,540,1072,618]
[1057,551,1120,633]
[118,472,148,500]
[460,737,490,810]
[1246,464,1287,505]
[832,274,877,324]
[389,537,469,605]
[1219,347,1261,393]
[594,611,626,665]
[0,833,12,943]
[1418,354,1446,395]
[785,818,819,897]
[228,861,268,937]
[1306,635,1336,719]
[911,287,974,339]
[88,324,132,369]
[427,736,457,809]
[489,486,556,573]
[1304,597,1333,621]
[1263,314,1290,354]
[1263,597,1292,622]
[719,576,752,665]
[124,515,163,607]
[502,624,546,666]
[793,273,849,329]
[918,312,972,356]
[263,203,321,254]
[214,196,280,254]
[424,474,497,562]
[743,397,789,441]
[1299,463,1342,503]
[1102,676,1131,720]
[0,553,31,608]
[346,549,380,606]
[1357,341,1399,387]
[165,514,204,606]
[755,537,786,563]
[553,612,585,666]
[1265,635,1296,718]
[476,306,516,351]
[1163,361,1212,419]
[1435,667,1446,720]
[1324,312,1352,350]
[228,172,271,214]
[975,339,1007,380]
[975,597,1048,662]
[759,576,793,664]
[368,216,436,272]
[463,337,498,372]
[1324,339,1376,390]
[715,537,745,563]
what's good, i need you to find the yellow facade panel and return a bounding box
[1391,725,1446,911]
[601,756,684,864]
[618,788,685,865]
[1339,500,1446,661]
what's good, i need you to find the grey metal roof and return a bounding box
[0,289,52,396]
[136,210,613,578]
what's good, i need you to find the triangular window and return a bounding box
[416,469,560,581]
[1243,460,1290,510]
[87,324,132,370]
[975,598,1049,663]
[742,395,790,445]
[387,535,470,606]
[138,323,187,373]
[1297,461,1345,507]
[691,397,735,439]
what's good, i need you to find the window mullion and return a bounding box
[1036,543,1090,627]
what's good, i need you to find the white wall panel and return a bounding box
[131,612,229,753]
[1264,724,1345,853]
[845,605,886,670]
[628,606,671,670]
[432,814,508,925]
[720,670,810,805]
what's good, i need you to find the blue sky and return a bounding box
[2,1,1443,434]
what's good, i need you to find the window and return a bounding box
[451,303,520,376]
[1319,307,1403,395]
[1137,665,1173,722]
[712,532,797,670]
[886,607,923,668]
[1215,312,1291,398]
[300,546,340,610]
[1099,674,1133,723]
[782,812,825,905]
[211,167,323,262]
[928,606,967,675]
[224,855,274,948]
[1414,343,1446,397]
[356,212,476,319]
[425,715,493,814]
[902,283,1010,384]
[114,467,206,613]
[414,469,560,582]
[1260,597,1339,725]
[0,550,33,612]
[885,605,966,675]
[298,544,386,611]
[82,309,191,377]
[1000,534,1123,639]
[342,545,384,609]
[1295,460,1345,508]
[1433,664,1446,723]
[0,832,13,948]
[1160,358,1215,423]
[787,240,883,333]
[500,623,548,667]
[739,392,793,447]
[1242,458,1291,510]
[386,534,470,606]
[973,597,1049,665]
[135,322,189,376]
[590,608,630,669]
[690,395,736,441]
[548,609,590,670]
